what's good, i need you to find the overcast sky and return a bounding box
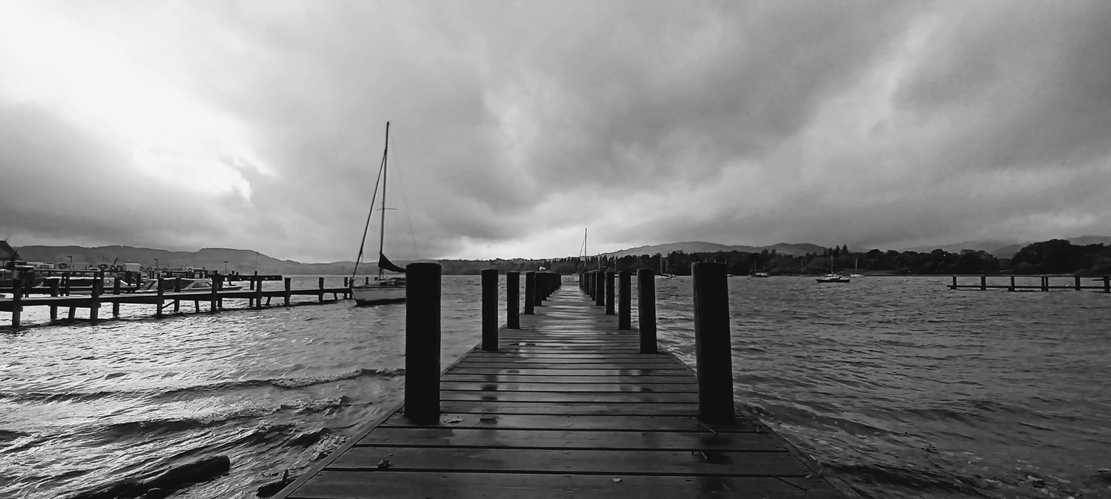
[1,1,1109,262]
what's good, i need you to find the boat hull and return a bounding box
[352,285,405,305]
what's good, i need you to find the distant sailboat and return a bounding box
[850,257,864,278]
[351,122,408,305]
[816,255,850,283]
[658,254,675,279]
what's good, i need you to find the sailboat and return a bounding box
[816,255,850,283]
[351,122,408,305]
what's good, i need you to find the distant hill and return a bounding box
[13,245,359,275]
[601,241,828,258]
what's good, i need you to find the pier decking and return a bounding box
[276,275,844,498]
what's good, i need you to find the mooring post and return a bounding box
[155,276,165,319]
[1042,276,1049,292]
[284,277,292,306]
[1009,275,1015,292]
[11,279,21,328]
[638,269,657,354]
[1075,275,1082,291]
[604,271,616,315]
[980,275,986,291]
[90,271,102,323]
[318,277,325,303]
[255,277,264,309]
[1105,276,1110,293]
[533,273,544,307]
[210,272,219,313]
[112,277,121,318]
[618,271,632,329]
[173,277,182,313]
[950,275,957,290]
[49,278,59,322]
[507,271,520,329]
[692,262,734,424]
[405,262,441,423]
[64,274,71,296]
[524,271,536,315]
[481,269,498,351]
[595,271,605,307]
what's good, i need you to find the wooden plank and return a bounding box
[441,391,698,404]
[290,471,841,499]
[380,413,757,432]
[448,368,691,376]
[441,401,697,416]
[454,361,689,370]
[330,446,814,477]
[356,428,785,451]
[442,374,697,384]
[441,381,696,392]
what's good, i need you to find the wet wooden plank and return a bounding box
[441,401,697,416]
[289,471,842,499]
[380,413,757,432]
[440,390,698,404]
[440,381,696,392]
[442,374,698,384]
[448,367,692,376]
[356,427,785,451]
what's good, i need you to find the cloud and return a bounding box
[1,0,1109,261]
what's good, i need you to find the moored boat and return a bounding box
[350,122,409,306]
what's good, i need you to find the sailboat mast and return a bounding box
[378,122,390,280]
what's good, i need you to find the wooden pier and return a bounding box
[949,274,1111,292]
[275,265,845,498]
[0,274,354,328]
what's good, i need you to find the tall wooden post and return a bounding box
[1075,275,1082,291]
[482,269,498,351]
[980,275,986,291]
[155,276,165,319]
[1042,276,1049,292]
[533,273,544,307]
[595,271,605,307]
[49,279,59,322]
[638,269,657,353]
[90,271,102,323]
[1105,276,1110,293]
[173,277,182,313]
[10,279,21,328]
[604,271,616,315]
[318,277,325,303]
[524,272,536,315]
[692,262,734,424]
[1009,275,1015,292]
[507,271,520,329]
[284,277,292,306]
[950,275,957,290]
[112,278,121,318]
[210,272,219,313]
[618,271,632,329]
[405,262,441,423]
[255,277,264,309]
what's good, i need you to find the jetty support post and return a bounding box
[1075,275,1082,291]
[534,273,544,308]
[255,278,264,309]
[692,262,735,425]
[595,271,605,307]
[10,279,21,328]
[155,276,165,319]
[90,271,102,323]
[524,271,536,315]
[604,271,616,315]
[618,271,632,329]
[284,278,292,307]
[174,277,182,314]
[950,275,957,290]
[49,279,59,322]
[112,278,121,318]
[210,272,219,313]
[1042,276,1049,292]
[405,262,441,423]
[1105,276,1110,293]
[638,269,657,353]
[506,271,520,329]
[980,275,986,291]
[318,277,325,303]
[481,269,498,351]
[1009,276,1015,292]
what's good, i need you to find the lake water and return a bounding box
[1,275,1109,498]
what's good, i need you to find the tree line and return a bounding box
[438,239,1111,276]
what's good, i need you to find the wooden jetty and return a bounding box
[0,273,355,328]
[949,274,1111,292]
[275,265,846,498]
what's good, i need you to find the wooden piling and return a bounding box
[980,275,986,291]
[11,279,21,328]
[1075,275,1082,291]
[318,277,325,303]
[255,278,264,309]
[284,278,292,307]
[595,270,605,307]
[1105,276,1110,293]
[638,269,657,354]
[174,277,182,314]
[506,271,520,329]
[404,262,441,423]
[90,272,102,323]
[210,274,219,313]
[49,279,59,322]
[156,276,165,319]
[524,272,536,315]
[481,269,498,352]
[618,271,631,330]
[604,271,616,315]
[533,273,544,308]
[692,262,734,424]
[112,278,121,318]
[1009,275,1015,292]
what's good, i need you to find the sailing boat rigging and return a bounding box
[351,122,408,305]
[658,254,674,279]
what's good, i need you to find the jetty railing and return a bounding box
[949,274,1111,292]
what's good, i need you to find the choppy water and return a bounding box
[2,275,1109,498]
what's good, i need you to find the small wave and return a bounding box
[830,463,990,497]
